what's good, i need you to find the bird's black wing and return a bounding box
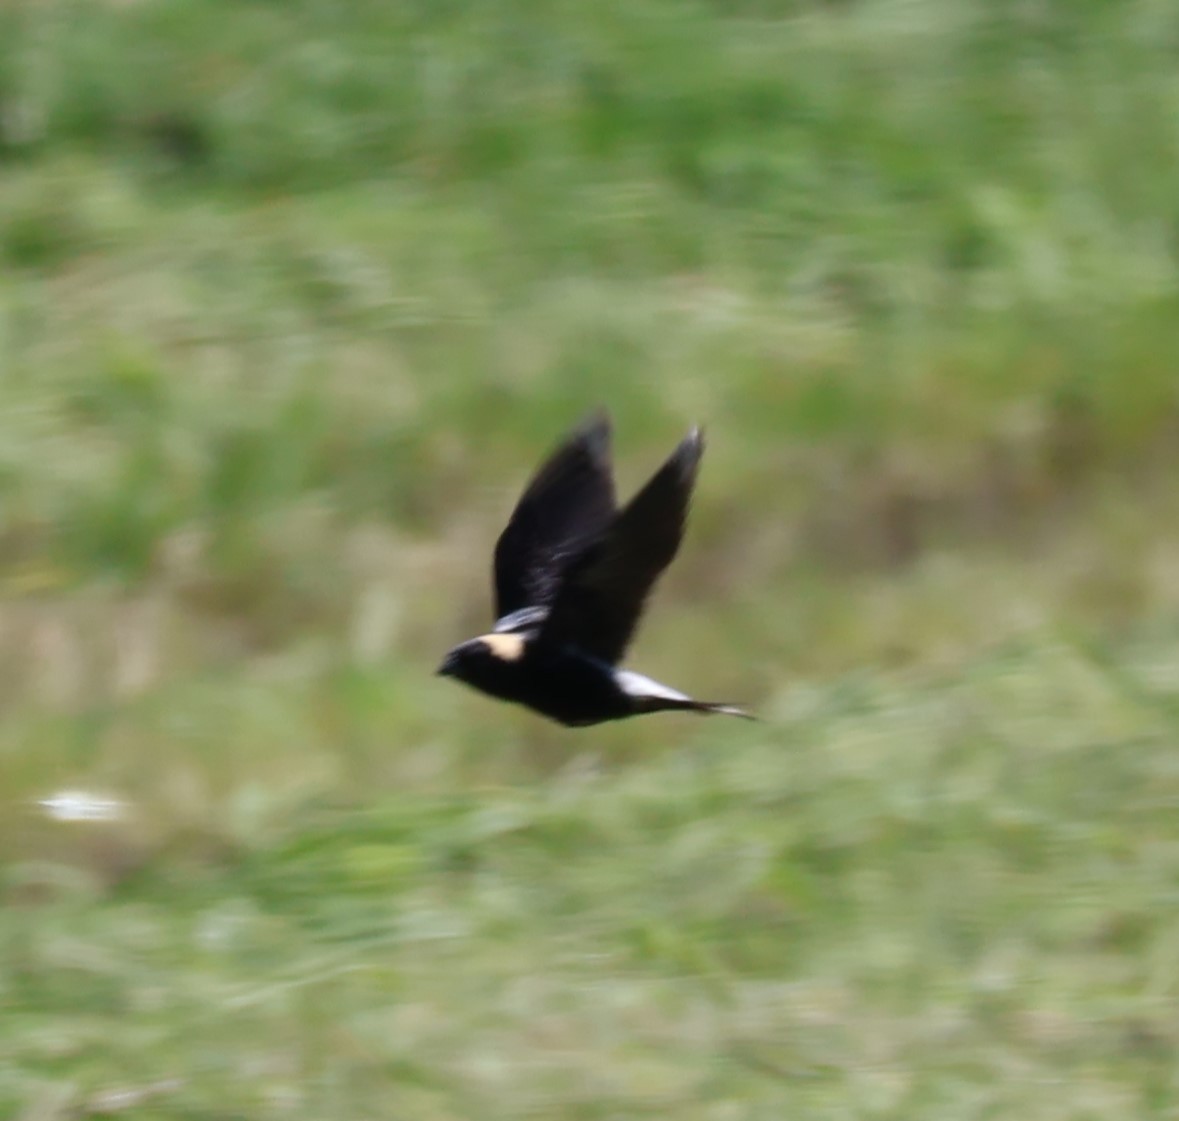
[538,427,703,665]
[493,410,617,622]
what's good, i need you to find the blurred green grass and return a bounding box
[4,0,1179,1115]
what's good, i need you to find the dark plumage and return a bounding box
[437,411,754,726]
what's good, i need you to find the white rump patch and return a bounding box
[614,670,691,702]
[480,633,526,661]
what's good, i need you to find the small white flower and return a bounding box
[38,789,126,823]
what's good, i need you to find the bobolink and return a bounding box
[437,411,753,726]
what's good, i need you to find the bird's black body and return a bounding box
[437,411,753,726]
[439,637,636,726]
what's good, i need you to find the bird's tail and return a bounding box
[686,700,757,721]
[617,670,757,721]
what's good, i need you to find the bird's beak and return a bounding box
[436,653,457,677]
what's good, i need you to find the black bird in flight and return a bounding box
[437,411,753,726]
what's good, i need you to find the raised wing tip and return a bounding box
[577,406,612,436]
[568,407,613,463]
[675,425,705,472]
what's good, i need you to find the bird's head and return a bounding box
[436,633,527,684]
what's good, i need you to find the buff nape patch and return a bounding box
[480,633,526,661]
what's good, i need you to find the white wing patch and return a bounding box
[614,670,691,702]
[493,606,549,634]
[480,633,526,661]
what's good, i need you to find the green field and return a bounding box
[5,1,1179,1116]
